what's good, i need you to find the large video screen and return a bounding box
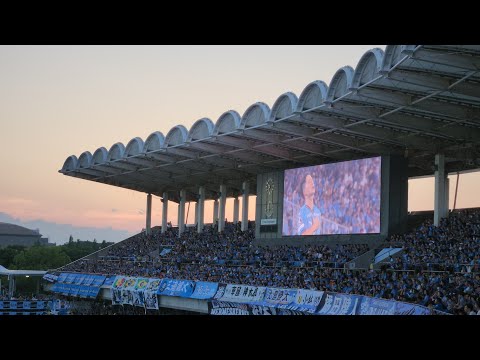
[282,156,381,236]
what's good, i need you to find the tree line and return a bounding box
[0,236,114,270]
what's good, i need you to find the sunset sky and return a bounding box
[1,45,479,244]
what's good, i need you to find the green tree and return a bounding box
[59,239,113,262]
[0,245,26,268]
[12,245,71,270]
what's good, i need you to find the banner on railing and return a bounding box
[292,289,325,313]
[131,278,149,307]
[394,301,432,315]
[358,297,396,315]
[112,276,126,289]
[316,293,360,315]
[103,275,116,287]
[57,273,68,283]
[0,300,69,315]
[51,274,103,298]
[260,287,297,308]
[208,302,310,315]
[73,274,85,285]
[43,272,59,283]
[144,290,159,310]
[190,281,219,300]
[144,278,161,309]
[111,288,122,306]
[208,301,250,315]
[157,279,195,298]
[214,284,267,303]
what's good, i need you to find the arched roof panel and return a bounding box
[107,143,125,161]
[143,131,165,153]
[381,45,404,73]
[326,66,355,103]
[62,155,78,172]
[165,125,188,147]
[78,151,93,168]
[240,102,270,129]
[92,147,108,165]
[297,80,328,112]
[270,92,298,121]
[213,110,242,135]
[187,118,215,142]
[125,137,144,157]
[351,48,384,89]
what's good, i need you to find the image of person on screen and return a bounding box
[297,174,322,235]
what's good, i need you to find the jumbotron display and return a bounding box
[282,157,381,236]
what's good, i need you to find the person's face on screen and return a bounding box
[303,174,315,199]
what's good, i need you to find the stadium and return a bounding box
[3,45,479,315]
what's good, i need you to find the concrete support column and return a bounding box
[162,192,168,234]
[146,193,152,235]
[178,189,186,237]
[194,202,198,227]
[197,186,205,233]
[8,275,15,298]
[241,181,249,231]
[434,154,447,226]
[213,200,219,224]
[218,184,227,232]
[233,197,239,224]
[445,178,450,217]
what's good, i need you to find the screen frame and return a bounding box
[281,156,382,237]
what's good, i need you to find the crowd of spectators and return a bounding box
[385,209,480,273]
[61,222,368,276]
[57,209,480,315]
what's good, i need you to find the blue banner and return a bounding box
[287,289,324,313]
[190,282,218,300]
[74,274,85,285]
[57,273,68,283]
[70,285,81,297]
[78,285,89,298]
[316,292,361,315]
[88,286,100,298]
[358,297,396,315]
[259,287,297,308]
[103,275,116,287]
[394,301,432,315]
[208,301,250,315]
[92,275,106,287]
[43,272,59,283]
[157,279,195,298]
[0,300,54,315]
[81,274,93,286]
[64,273,76,284]
[51,281,101,298]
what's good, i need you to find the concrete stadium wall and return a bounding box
[88,285,208,314]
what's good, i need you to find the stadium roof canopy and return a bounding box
[60,45,480,203]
